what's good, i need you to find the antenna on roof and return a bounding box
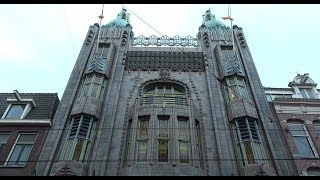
[96,4,104,54]
[221,4,236,55]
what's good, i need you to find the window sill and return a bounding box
[0,164,26,168]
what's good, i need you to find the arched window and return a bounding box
[142,82,187,106]
[287,120,317,157]
[232,117,267,166]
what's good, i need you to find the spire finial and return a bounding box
[98,4,104,23]
[95,4,104,55]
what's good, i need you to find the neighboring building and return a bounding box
[35,8,296,176]
[0,90,59,176]
[265,73,320,176]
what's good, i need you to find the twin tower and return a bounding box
[35,8,296,176]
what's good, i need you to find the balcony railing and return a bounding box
[141,95,188,106]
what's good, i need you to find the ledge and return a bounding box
[0,119,51,126]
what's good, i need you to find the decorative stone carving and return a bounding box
[125,51,205,72]
[159,69,170,80]
[53,164,76,176]
[203,32,210,48]
[132,35,199,47]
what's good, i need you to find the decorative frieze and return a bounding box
[132,35,200,47]
[125,51,205,72]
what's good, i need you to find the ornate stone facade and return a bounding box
[35,8,297,176]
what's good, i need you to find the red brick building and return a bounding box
[0,91,59,176]
[265,73,320,176]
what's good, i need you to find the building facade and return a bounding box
[35,8,297,176]
[265,73,320,176]
[0,91,59,176]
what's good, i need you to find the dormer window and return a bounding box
[299,88,316,99]
[288,73,319,99]
[1,90,36,120]
[4,104,26,119]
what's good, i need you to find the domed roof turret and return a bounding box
[104,8,131,28]
[201,9,227,30]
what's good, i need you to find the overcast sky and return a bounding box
[1,4,320,99]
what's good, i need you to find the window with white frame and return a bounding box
[299,88,316,99]
[0,133,10,150]
[5,133,37,166]
[287,122,317,157]
[3,104,26,119]
[232,117,267,166]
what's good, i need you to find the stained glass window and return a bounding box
[177,116,190,164]
[158,115,169,162]
[179,141,189,163]
[178,117,189,140]
[139,119,149,139]
[158,140,168,162]
[137,116,150,163]
[158,116,169,139]
[137,141,148,162]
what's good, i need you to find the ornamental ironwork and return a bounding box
[132,35,200,47]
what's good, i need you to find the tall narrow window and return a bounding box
[124,119,132,166]
[60,115,97,162]
[0,133,10,150]
[233,118,266,166]
[123,114,204,167]
[137,116,149,162]
[177,116,190,164]
[96,43,110,62]
[195,120,203,168]
[288,122,316,157]
[224,76,250,102]
[158,115,169,162]
[80,73,107,100]
[6,133,37,166]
